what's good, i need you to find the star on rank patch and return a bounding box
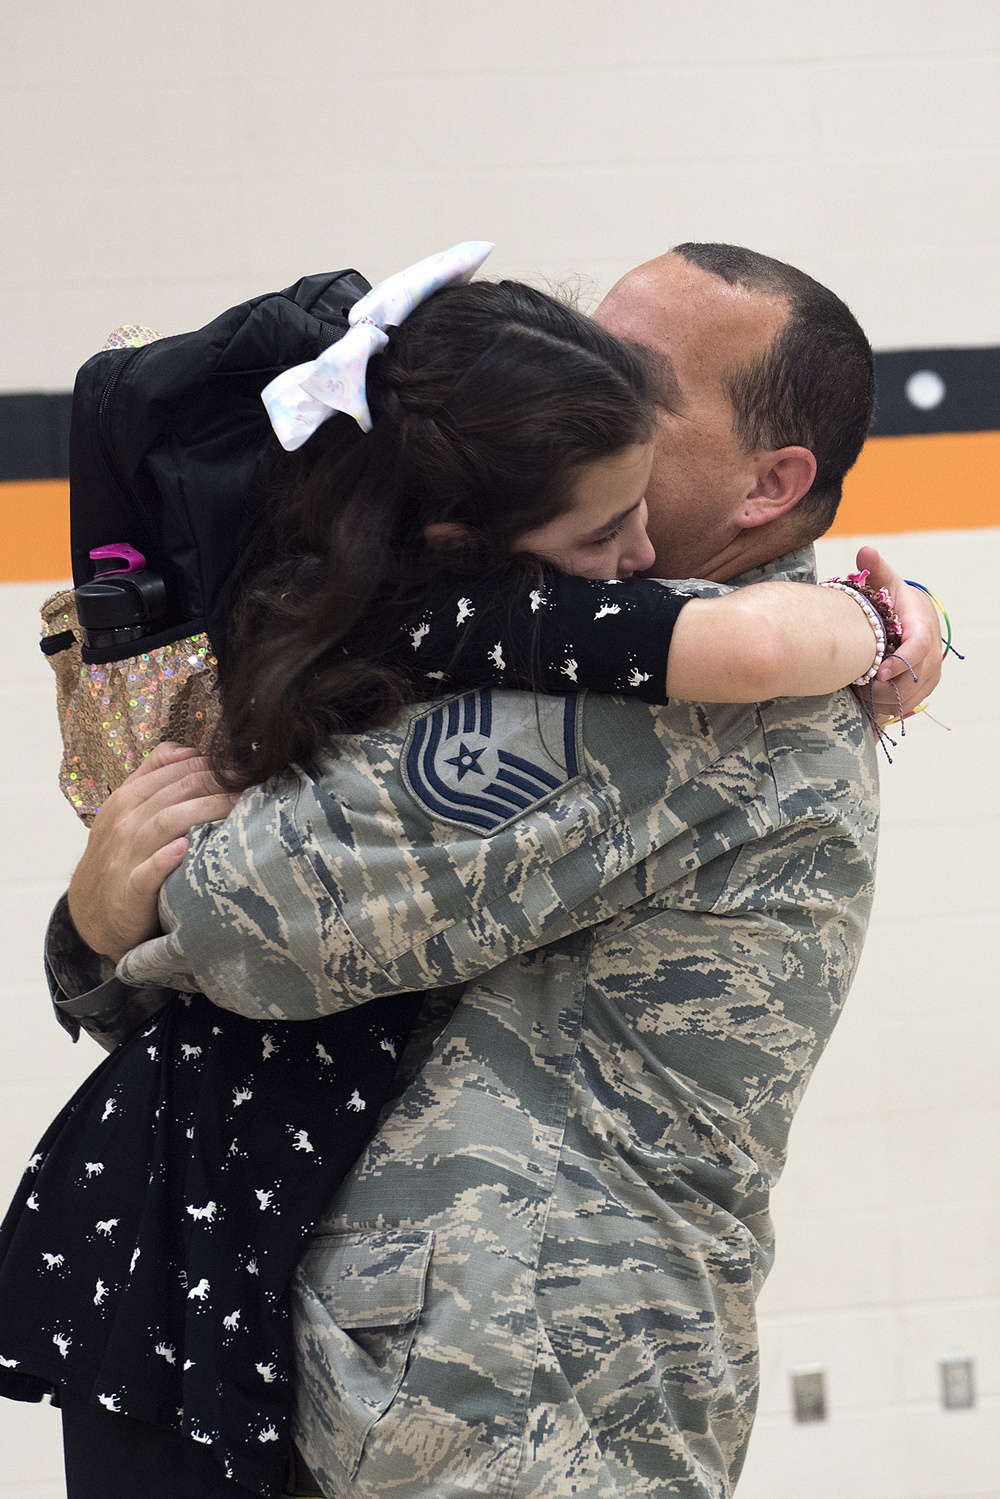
[402,687,582,834]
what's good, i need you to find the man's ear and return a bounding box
[738,446,817,529]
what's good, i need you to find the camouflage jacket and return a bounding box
[48,549,879,1499]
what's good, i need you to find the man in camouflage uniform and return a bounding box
[52,246,940,1497]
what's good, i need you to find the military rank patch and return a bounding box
[402,688,582,834]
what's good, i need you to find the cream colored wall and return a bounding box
[1,3,998,1496]
[740,526,1000,1499]
[2,0,1000,393]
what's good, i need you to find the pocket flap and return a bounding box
[298,1229,433,1329]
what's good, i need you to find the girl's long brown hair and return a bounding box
[214,279,668,791]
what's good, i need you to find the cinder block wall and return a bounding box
[3,0,1000,388]
[741,526,999,1499]
[1,5,997,1496]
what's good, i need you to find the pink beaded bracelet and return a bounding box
[819,579,889,685]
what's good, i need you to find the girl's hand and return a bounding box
[67,742,238,963]
[855,546,943,719]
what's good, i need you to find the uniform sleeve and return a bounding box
[386,573,690,703]
[116,694,761,1021]
[44,895,175,1051]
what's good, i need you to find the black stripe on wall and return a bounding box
[0,392,72,481]
[1,346,999,480]
[870,347,1000,437]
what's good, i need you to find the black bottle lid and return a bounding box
[75,570,167,630]
[75,543,168,635]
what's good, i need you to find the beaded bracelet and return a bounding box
[819,579,889,685]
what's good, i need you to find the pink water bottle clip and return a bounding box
[89,543,147,575]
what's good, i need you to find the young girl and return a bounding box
[0,246,901,1499]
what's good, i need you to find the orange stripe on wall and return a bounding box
[1,480,71,582]
[832,430,1000,535]
[1,431,998,581]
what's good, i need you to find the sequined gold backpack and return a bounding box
[40,271,370,822]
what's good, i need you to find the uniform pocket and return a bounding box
[292,1229,433,1481]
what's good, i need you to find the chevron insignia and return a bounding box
[402,689,582,834]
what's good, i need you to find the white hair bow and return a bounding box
[262,240,495,450]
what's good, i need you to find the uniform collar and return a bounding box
[728,543,817,588]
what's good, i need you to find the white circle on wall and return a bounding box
[905,369,946,410]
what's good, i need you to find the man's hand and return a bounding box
[856,545,943,720]
[67,742,238,964]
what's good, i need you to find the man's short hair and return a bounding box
[672,243,875,538]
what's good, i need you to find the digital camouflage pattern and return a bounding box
[51,550,879,1498]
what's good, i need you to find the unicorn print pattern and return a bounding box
[365,568,686,704]
[0,979,420,1494]
[185,1202,217,1223]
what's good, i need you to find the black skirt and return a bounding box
[0,990,420,1496]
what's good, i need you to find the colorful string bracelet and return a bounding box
[903,581,965,663]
